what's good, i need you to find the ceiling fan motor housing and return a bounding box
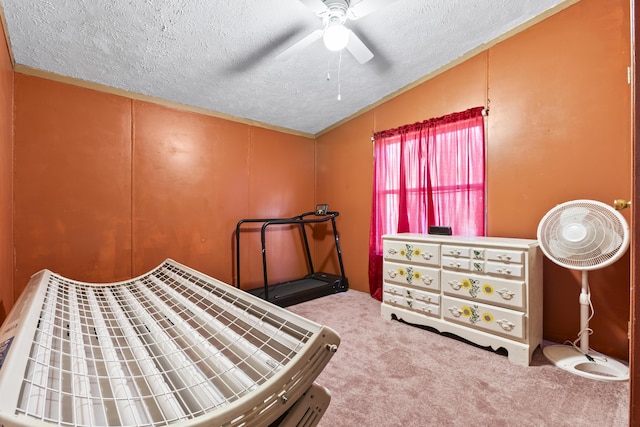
[278,0,379,64]
[322,0,349,26]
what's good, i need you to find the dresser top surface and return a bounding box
[382,233,539,248]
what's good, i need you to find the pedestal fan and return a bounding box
[537,199,630,381]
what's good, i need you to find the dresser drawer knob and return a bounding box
[496,289,515,300]
[497,254,512,262]
[449,249,462,256]
[387,269,398,278]
[496,319,515,331]
[448,261,462,268]
[421,252,433,260]
[496,267,512,275]
[447,280,462,290]
[387,248,398,256]
[448,306,463,317]
[422,276,434,285]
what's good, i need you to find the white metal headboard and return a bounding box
[0,259,340,427]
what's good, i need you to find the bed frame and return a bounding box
[0,259,340,427]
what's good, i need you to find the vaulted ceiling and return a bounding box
[1,0,575,136]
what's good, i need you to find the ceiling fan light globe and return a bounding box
[323,24,349,51]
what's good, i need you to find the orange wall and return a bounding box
[0,17,13,325]
[13,75,316,301]
[131,103,316,286]
[317,0,631,360]
[13,76,134,295]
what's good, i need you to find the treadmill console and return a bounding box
[315,204,328,215]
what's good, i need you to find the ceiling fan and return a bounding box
[276,0,398,64]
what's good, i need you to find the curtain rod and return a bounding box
[370,107,489,141]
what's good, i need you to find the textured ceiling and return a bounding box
[1,0,573,136]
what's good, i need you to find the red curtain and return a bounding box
[368,107,486,300]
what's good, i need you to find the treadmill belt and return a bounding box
[246,277,344,307]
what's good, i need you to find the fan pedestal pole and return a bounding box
[543,271,629,382]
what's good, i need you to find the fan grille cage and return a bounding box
[537,200,629,270]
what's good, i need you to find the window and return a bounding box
[368,107,486,300]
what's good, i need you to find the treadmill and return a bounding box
[235,204,348,307]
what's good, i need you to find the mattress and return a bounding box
[0,259,340,427]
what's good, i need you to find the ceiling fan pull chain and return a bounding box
[327,57,331,81]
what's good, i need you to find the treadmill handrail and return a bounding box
[236,211,339,226]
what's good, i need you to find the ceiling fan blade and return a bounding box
[300,0,329,15]
[348,0,399,20]
[345,29,373,64]
[276,29,324,60]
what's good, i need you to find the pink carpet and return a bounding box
[287,290,629,426]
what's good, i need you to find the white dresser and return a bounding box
[381,233,542,366]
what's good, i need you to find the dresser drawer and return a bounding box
[441,270,525,310]
[384,240,440,266]
[486,248,524,264]
[382,292,407,307]
[383,282,408,298]
[464,247,524,263]
[383,261,440,291]
[382,290,440,318]
[441,257,524,279]
[410,288,440,306]
[384,283,439,305]
[441,256,471,271]
[484,261,524,279]
[407,299,440,317]
[441,245,471,259]
[442,296,525,340]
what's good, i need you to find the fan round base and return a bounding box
[543,344,629,382]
